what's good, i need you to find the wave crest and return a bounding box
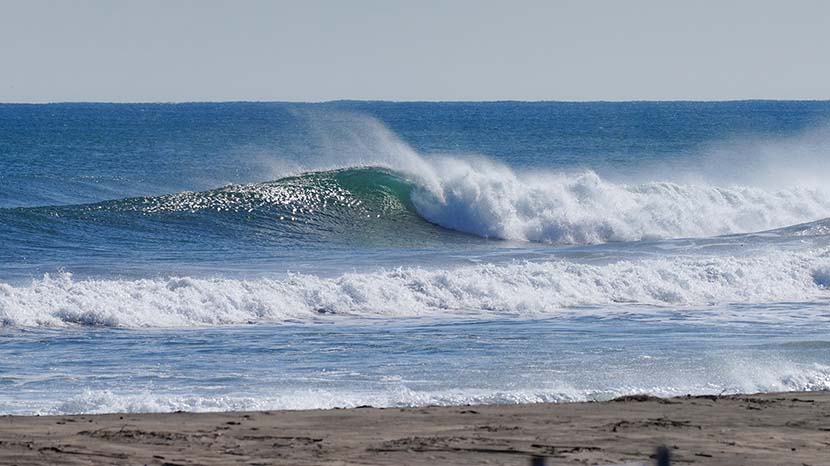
[2,249,827,328]
[12,163,828,247]
[409,159,830,243]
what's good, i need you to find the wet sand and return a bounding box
[0,391,828,465]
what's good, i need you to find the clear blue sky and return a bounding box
[1,0,829,102]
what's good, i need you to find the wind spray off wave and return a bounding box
[5,164,830,248]
[6,116,830,248]
[265,114,830,244]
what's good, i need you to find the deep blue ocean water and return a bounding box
[1,101,829,414]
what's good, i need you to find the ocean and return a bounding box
[1,101,829,415]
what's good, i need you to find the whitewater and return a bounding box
[2,247,830,327]
[1,101,829,415]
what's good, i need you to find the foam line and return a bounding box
[2,249,828,328]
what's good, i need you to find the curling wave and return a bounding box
[408,159,830,243]
[4,164,830,247]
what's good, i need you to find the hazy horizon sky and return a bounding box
[1,0,829,103]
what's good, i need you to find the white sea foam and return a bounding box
[37,386,588,415]
[410,160,830,243]
[289,113,830,244]
[722,361,830,395]
[11,362,829,415]
[1,249,827,328]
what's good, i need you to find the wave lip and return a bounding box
[1,248,828,328]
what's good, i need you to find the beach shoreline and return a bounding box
[1,391,828,465]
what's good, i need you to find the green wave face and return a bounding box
[1,168,476,250]
[105,167,417,216]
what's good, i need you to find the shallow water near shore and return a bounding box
[2,310,829,415]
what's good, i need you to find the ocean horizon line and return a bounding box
[2,98,830,105]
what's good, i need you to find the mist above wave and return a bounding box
[281,114,830,243]
[6,114,830,248]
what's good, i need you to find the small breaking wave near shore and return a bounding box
[2,248,828,328]
[24,360,830,415]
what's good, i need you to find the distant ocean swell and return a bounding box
[2,248,828,328]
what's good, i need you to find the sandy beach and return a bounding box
[0,391,827,465]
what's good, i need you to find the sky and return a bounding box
[1,0,829,102]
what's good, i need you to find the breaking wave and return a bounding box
[4,163,830,247]
[2,248,828,328]
[408,160,830,243]
[5,114,830,247]
[10,361,830,415]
